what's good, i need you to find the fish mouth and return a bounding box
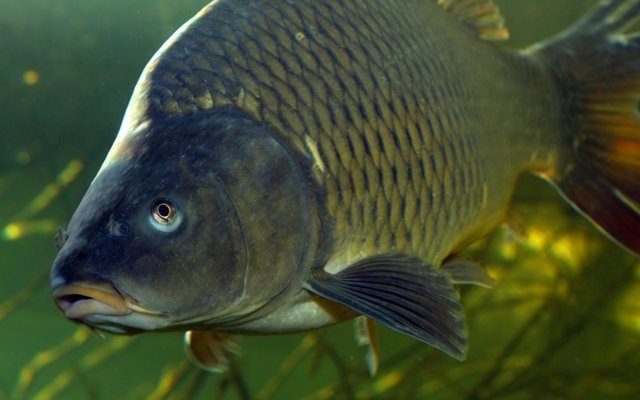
[52,282,168,333]
[53,283,130,319]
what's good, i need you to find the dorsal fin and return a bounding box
[437,0,510,41]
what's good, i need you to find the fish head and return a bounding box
[50,109,314,334]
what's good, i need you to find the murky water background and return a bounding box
[2,0,639,398]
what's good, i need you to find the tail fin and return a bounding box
[533,0,640,255]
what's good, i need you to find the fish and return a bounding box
[50,0,640,374]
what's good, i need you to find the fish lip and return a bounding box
[51,281,169,333]
[52,283,132,319]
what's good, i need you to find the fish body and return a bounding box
[50,0,640,369]
[128,0,562,269]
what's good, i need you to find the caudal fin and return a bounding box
[534,0,640,255]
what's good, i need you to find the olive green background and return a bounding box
[2,1,639,399]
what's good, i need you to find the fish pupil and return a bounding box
[152,201,175,224]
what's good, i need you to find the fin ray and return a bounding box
[534,0,640,255]
[355,317,380,376]
[574,0,640,34]
[441,258,494,288]
[436,0,509,41]
[184,331,240,372]
[306,255,467,360]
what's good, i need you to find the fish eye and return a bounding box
[149,199,182,232]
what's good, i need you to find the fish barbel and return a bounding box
[50,0,640,373]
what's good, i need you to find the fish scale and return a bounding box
[132,0,553,265]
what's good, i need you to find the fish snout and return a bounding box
[52,282,130,320]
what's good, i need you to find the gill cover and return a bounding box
[172,108,318,325]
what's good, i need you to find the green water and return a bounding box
[2,0,639,399]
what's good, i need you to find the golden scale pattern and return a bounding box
[142,0,486,261]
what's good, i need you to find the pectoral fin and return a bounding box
[184,331,240,373]
[305,255,467,360]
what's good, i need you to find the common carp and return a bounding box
[50,0,640,373]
